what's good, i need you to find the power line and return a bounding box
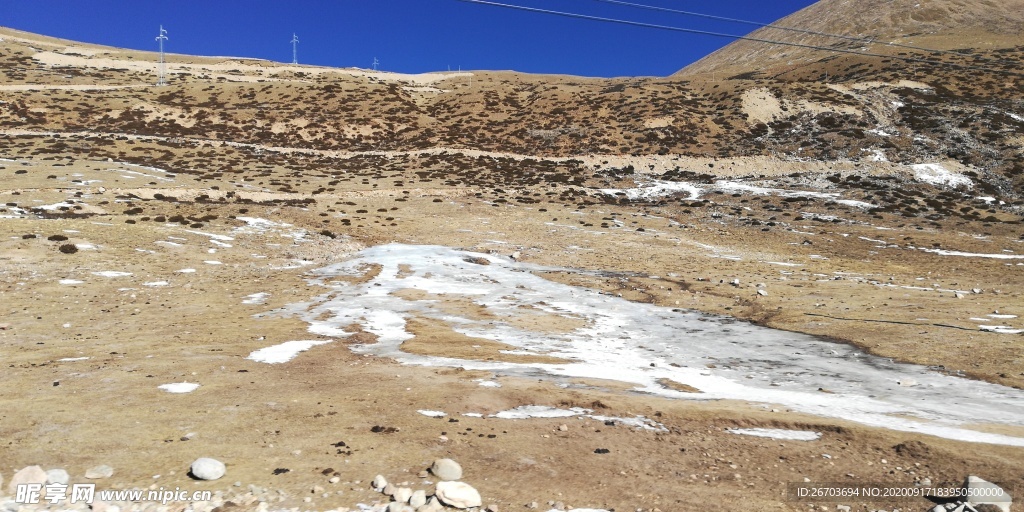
[588,0,1017,68]
[455,0,1023,78]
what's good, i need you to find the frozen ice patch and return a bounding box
[59,279,84,285]
[143,281,169,287]
[417,410,447,418]
[491,406,588,419]
[92,271,132,277]
[247,339,333,364]
[727,428,822,441]
[243,292,270,305]
[281,244,1024,446]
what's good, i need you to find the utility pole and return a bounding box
[290,33,299,65]
[372,57,379,71]
[155,25,168,86]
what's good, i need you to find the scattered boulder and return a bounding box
[190,457,226,481]
[45,468,69,485]
[9,466,47,494]
[85,465,114,479]
[430,458,463,481]
[372,474,388,491]
[964,475,1011,512]
[435,481,482,509]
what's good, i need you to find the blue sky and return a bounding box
[3,0,817,77]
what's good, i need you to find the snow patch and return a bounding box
[912,163,973,189]
[159,382,200,394]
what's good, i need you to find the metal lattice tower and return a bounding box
[290,33,299,65]
[372,57,379,71]
[155,25,169,86]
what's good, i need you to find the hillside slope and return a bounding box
[678,0,1024,76]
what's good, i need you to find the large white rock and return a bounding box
[190,458,226,481]
[964,475,1012,512]
[8,466,47,494]
[410,489,427,508]
[372,474,388,491]
[393,487,413,504]
[435,481,482,509]
[430,458,463,481]
[45,469,70,485]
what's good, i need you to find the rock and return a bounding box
[383,482,397,496]
[484,505,500,512]
[510,251,521,261]
[85,465,114,479]
[430,458,463,481]
[329,476,341,484]
[955,292,965,299]
[964,475,1011,512]
[756,289,768,297]
[388,503,414,512]
[417,497,444,512]
[435,481,482,509]
[410,490,427,508]
[45,469,69,485]
[558,424,568,432]
[836,505,851,512]
[372,474,388,490]
[190,458,226,480]
[393,487,413,504]
[8,466,47,494]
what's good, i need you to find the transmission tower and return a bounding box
[155,25,168,86]
[290,33,299,65]
[372,57,379,71]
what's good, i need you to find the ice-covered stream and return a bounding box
[263,244,1024,446]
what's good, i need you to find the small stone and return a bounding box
[435,481,482,509]
[417,471,429,479]
[393,487,413,504]
[558,424,568,432]
[85,464,114,479]
[372,474,388,490]
[757,289,768,297]
[329,476,341,484]
[383,482,397,496]
[9,466,47,494]
[430,458,463,481]
[484,505,499,512]
[389,503,414,512]
[955,292,965,299]
[837,505,851,512]
[410,490,427,508]
[511,251,522,261]
[190,458,226,480]
[46,469,69,485]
